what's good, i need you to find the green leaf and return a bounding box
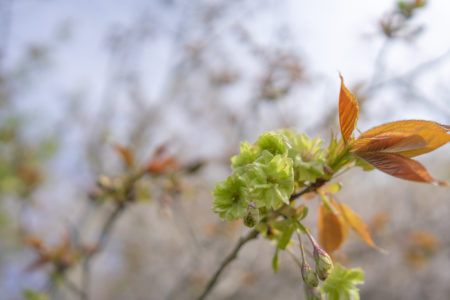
[295,205,309,221]
[278,224,295,250]
[297,160,326,183]
[212,175,249,221]
[272,247,280,273]
[271,219,296,249]
[319,263,364,300]
[354,156,375,171]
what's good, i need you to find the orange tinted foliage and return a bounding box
[405,231,440,267]
[338,75,359,143]
[335,201,378,249]
[147,156,177,173]
[351,120,450,157]
[318,204,349,253]
[338,76,449,185]
[356,152,446,185]
[113,144,134,167]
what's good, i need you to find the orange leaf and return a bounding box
[339,75,359,143]
[147,156,177,174]
[357,152,446,185]
[318,204,349,253]
[335,201,378,249]
[113,144,134,167]
[405,231,440,267]
[25,236,44,251]
[351,120,450,157]
[407,231,439,251]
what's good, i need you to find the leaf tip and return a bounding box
[338,74,359,143]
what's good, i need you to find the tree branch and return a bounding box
[81,203,125,300]
[197,228,259,300]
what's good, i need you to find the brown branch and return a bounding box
[80,170,145,299]
[197,228,259,300]
[81,202,125,300]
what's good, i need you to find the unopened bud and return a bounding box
[301,262,319,288]
[304,285,324,300]
[313,246,333,280]
[243,203,260,228]
[323,164,334,176]
[97,175,112,189]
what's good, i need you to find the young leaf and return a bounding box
[339,75,359,143]
[318,183,342,194]
[147,156,177,174]
[351,120,450,157]
[270,219,296,250]
[357,152,446,185]
[318,204,349,254]
[335,201,378,249]
[272,247,280,273]
[113,144,134,167]
[319,263,364,300]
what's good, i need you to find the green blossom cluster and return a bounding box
[212,130,326,222]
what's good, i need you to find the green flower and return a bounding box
[279,130,326,183]
[280,130,324,159]
[231,142,260,169]
[246,155,294,209]
[212,175,249,221]
[255,132,290,156]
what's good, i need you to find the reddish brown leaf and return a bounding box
[153,143,169,157]
[113,144,134,167]
[335,201,378,249]
[357,152,445,185]
[352,120,450,157]
[318,204,349,253]
[25,236,44,251]
[339,75,360,143]
[146,156,177,174]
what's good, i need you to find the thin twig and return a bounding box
[197,228,259,300]
[80,170,145,299]
[290,180,326,202]
[63,276,87,300]
[81,203,125,300]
